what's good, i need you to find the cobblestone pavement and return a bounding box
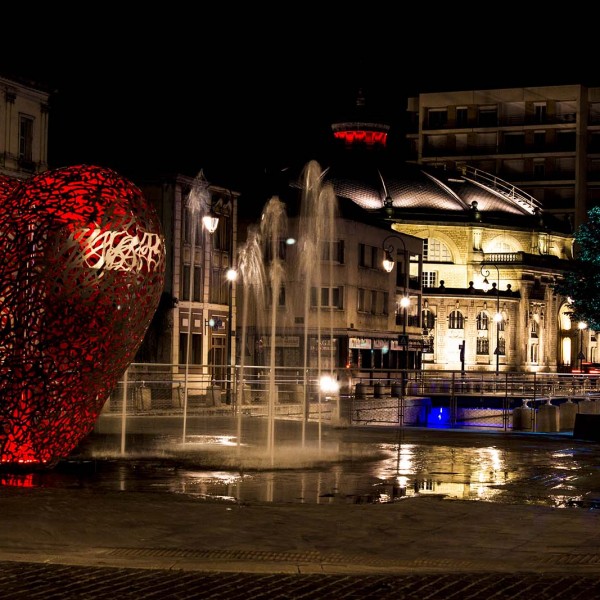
[1,561,600,599]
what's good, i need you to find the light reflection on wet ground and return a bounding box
[3,418,600,510]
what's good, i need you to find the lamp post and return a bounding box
[480,263,501,375]
[382,235,411,371]
[226,268,237,406]
[182,171,218,444]
[578,321,587,373]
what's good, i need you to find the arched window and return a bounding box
[448,310,465,330]
[476,312,489,331]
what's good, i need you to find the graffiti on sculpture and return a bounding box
[0,165,166,468]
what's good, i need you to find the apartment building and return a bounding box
[406,85,600,230]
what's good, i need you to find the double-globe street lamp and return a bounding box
[480,263,502,375]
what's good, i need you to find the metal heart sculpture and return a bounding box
[0,165,166,468]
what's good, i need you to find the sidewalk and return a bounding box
[1,428,600,598]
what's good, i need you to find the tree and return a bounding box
[553,206,600,330]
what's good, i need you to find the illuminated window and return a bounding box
[423,239,452,262]
[422,271,438,287]
[477,312,489,331]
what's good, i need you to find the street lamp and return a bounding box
[226,267,238,405]
[182,171,219,443]
[480,264,501,375]
[382,235,411,370]
[578,321,587,372]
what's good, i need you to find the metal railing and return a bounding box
[101,364,600,431]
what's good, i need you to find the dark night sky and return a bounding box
[2,9,597,204]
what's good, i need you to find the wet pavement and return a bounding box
[16,420,600,510]
[1,422,600,598]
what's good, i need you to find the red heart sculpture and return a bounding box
[0,165,165,468]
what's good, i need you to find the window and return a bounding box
[533,159,545,178]
[181,265,202,301]
[530,319,539,338]
[478,105,498,126]
[358,243,377,268]
[556,130,576,151]
[322,239,345,263]
[213,213,230,252]
[179,332,202,365]
[504,132,525,151]
[428,108,448,128]
[19,115,33,163]
[422,309,435,330]
[530,343,539,363]
[310,286,343,309]
[477,338,489,354]
[534,130,545,148]
[357,288,366,312]
[370,290,377,314]
[477,312,489,331]
[210,267,228,304]
[456,107,468,126]
[264,238,288,262]
[497,337,506,355]
[267,285,286,307]
[422,271,438,288]
[183,208,202,245]
[448,310,464,329]
[534,102,547,124]
[424,239,452,262]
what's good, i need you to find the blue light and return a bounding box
[427,406,451,428]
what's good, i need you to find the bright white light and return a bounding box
[400,296,410,308]
[494,312,502,323]
[319,374,339,395]
[579,321,588,331]
[202,215,219,233]
[226,268,238,282]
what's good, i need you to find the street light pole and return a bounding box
[480,263,501,375]
[382,234,411,371]
[578,321,587,372]
[226,268,237,406]
[182,171,219,444]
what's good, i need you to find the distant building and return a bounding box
[137,172,238,385]
[252,89,581,374]
[405,84,600,230]
[0,74,50,179]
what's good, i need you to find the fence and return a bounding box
[102,364,600,433]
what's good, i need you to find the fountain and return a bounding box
[233,160,341,467]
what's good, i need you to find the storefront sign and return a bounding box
[349,337,372,349]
